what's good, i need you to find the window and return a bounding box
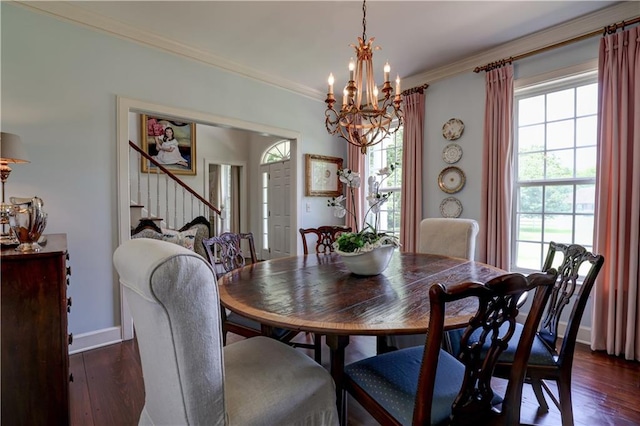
[366,126,403,236]
[262,140,290,163]
[512,72,597,271]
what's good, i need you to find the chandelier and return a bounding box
[324,0,403,155]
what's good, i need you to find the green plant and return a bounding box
[327,165,400,253]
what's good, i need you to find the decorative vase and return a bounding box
[337,244,395,276]
[8,196,47,252]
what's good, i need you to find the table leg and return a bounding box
[325,334,350,425]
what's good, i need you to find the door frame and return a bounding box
[116,96,300,340]
[203,158,248,235]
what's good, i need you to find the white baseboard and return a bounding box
[517,313,591,345]
[68,326,124,355]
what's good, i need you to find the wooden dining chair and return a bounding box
[299,225,352,254]
[297,225,352,362]
[202,232,321,362]
[344,270,558,425]
[488,242,604,426]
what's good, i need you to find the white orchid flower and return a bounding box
[338,169,361,188]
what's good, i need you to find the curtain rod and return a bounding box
[401,83,429,96]
[474,15,640,73]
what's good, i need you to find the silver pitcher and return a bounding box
[8,196,47,252]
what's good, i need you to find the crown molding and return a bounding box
[405,2,639,87]
[13,1,639,99]
[13,1,324,101]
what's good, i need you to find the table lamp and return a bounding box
[1,132,29,202]
[1,132,30,241]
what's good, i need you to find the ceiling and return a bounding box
[25,1,629,95]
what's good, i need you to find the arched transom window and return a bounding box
[261,140,290,164]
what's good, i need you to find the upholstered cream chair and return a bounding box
[418,217,479,259]
[381,218,480,352]
[114,238,338,425]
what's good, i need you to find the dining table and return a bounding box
[217,251,506,423]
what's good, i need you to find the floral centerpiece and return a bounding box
[327,164,400,274]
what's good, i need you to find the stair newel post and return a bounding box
[191,194,195,223]
[181,188,186,229]
[165,173,169,229]
[173,183,177,230]
[155,166,160,220]
[135,147,141,205]
[146,159,151,219]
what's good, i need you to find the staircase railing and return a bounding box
[129,140,222,234]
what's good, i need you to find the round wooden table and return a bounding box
[218,252,505,422]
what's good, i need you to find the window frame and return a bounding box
[364,124,403,236]
[511,70,598,273]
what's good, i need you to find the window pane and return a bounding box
[516,241,543,269]
[576,116,597,147]
[544,214,573,243]
[546,149,574,179]
[575,147,597,178]
[545,185,574,213]
[518,152,545,180]
[547,88,575,121]
[517,214,542,241]
[576,83,598,116]
[519,95,545,126]
[576,184,595,213]
[546,119,574,150]
[518,186,543,213]
[575,215,594,246]
[518,124,545,153]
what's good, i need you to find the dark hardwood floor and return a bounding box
[69,333,640,425]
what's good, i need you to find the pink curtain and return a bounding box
[592,26,640,361]
[345,143,365,232]
[400,89,426,252]
[479,65,513,269]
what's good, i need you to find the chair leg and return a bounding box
[557,377,574,426]
[530,378,550,412]
[314,333,322,364]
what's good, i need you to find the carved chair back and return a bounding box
[415,271,558,425]
[540,242,604,361]
[202,232,257,274]
[299,225,351,254]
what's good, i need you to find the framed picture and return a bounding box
[305,154,343,197]
[141,114,196,175]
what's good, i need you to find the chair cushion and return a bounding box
[224,336,338,425]
[227,311,291,340]
[447,323,558,366]
[344,346,466,425]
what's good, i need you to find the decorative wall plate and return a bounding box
[442,143,463,164]
[440,197,463,218]
[438,166,466,194]
[442,118,464,140]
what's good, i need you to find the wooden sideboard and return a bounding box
[1,233,72,425]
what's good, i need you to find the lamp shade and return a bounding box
[0,132,29,163]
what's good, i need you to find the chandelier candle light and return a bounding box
[325,0,403,155]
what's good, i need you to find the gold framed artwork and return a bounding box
[141,114,196,175]
[305,154,344,197]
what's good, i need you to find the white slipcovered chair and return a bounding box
[382,218,480,352]
[113,238,338,425]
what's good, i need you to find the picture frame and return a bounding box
[305,154,343,197]
[141,114,196,175]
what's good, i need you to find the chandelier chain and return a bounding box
[362,0,367,40]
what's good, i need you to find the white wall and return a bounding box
[1,4,344,344]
